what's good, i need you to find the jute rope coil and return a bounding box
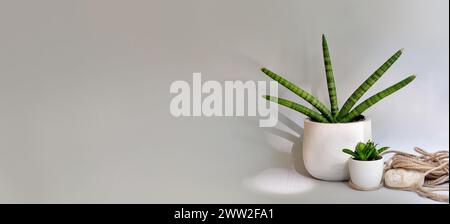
[383,147,449,202]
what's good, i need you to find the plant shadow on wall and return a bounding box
[242,112,318,195]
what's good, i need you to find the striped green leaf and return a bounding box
[338,49,403,119]
[342,148,358,158]
[366,148,376,160]
[378,147,390,155]
[261,67,334,122]
[322,34,339,116]
[263,95,329,123]
[339,75,416,122]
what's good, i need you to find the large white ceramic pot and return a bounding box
[302,118,372,181]
[348,158,384,189]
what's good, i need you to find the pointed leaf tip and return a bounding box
[406,75,417,82]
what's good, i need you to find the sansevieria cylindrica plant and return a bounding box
[262,35,416,123]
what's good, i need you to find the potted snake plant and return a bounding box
[262,35,415,181]
[343,141,389,189]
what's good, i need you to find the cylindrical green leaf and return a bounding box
[339,75,416,122]
[261,67,334,122]
[264,95,329,123]
[338,49,403,119]
[322,34,339,116]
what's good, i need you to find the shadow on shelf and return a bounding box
[243,112,318,195]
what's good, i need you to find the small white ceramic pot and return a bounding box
[348,158,384,189]
[302,118,372,181]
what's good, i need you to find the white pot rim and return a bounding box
[304,117,371,125]
[350,157,384,163]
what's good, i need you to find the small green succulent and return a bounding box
[342,140,389,161]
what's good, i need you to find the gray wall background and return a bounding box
[0,0,448,203]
